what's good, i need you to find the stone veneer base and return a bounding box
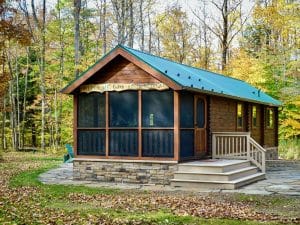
[73,159,178,185]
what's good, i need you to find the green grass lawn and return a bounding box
[0,152,299,225]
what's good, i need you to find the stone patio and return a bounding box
[39,160,300,196]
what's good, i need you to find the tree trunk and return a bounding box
[1,98,6,150]
[21,49,29,148]
[128,0,134,47]
[147,7,152,53]
[221,0,228,71]
[40,0,46,152]
[139,0,144,51]
[74,0,81,77]
[102,0,107,54]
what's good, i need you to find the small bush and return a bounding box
[279,138,300,160]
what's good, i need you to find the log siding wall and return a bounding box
[209,96,277,148]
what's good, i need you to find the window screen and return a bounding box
[77,130,105,155]
[142,91,174,127]
[109,130,138,156]
[78,93,105,127]
[180,92,194,128]
[142,130,174,157]
[109,91,138,127]
[180,130,194,158]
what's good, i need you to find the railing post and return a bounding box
[246,133,250,161]
[212,133,216,159]
[262,152,266,173]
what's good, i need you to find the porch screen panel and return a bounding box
[109,91,138,156]
[142,91,174,127]
[78,93,105,127]
[142,130,174,157]
[110,91,138,127]
[109,130,138,156]
[180,92,194,128]
[180,130,194,158]
[77,130,105,155]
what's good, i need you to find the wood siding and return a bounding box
[87,57,160,84]
[209,96,277,148]
[210,96,237,132]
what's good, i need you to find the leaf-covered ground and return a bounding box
[0,152,299,225]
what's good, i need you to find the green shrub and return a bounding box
[279,138,300,160]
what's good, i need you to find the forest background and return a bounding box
[0,0,299,159]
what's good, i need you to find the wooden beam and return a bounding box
[105,92,109,158]
[260,105,265,146]
[274,107,279,147]
[138,90,142,158]
[174,91,180,161]
[73,95,78,157]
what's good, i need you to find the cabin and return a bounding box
[62,45,281,189]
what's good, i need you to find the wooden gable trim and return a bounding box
[117,50,181,90]
[62,47,181,94]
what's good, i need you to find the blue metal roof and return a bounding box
[120,45,281,106]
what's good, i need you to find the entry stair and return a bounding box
[171,159,265,190]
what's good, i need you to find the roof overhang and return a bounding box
[184,87,281,107]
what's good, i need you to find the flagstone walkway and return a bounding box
[39,161,300,196]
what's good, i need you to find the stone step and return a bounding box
[174,166,258,181]
[171,173,265,190]
[178,160,251,173]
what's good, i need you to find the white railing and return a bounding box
[212,132,266,173]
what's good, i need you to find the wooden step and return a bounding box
[178,160,251,173]
[171,173,265,190]
[174,166,258,181]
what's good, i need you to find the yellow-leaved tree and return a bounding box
[226,49,269,91]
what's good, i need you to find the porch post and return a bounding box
[105,92,109,158]
[174,91,180,161]
[73,95,78,157]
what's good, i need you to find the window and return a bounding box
[78,93,105,127]
[266,108,274,128]
[252,106,257,128]
[237,103,243,128]
[142,91,174,127]
[110,91,138,127]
